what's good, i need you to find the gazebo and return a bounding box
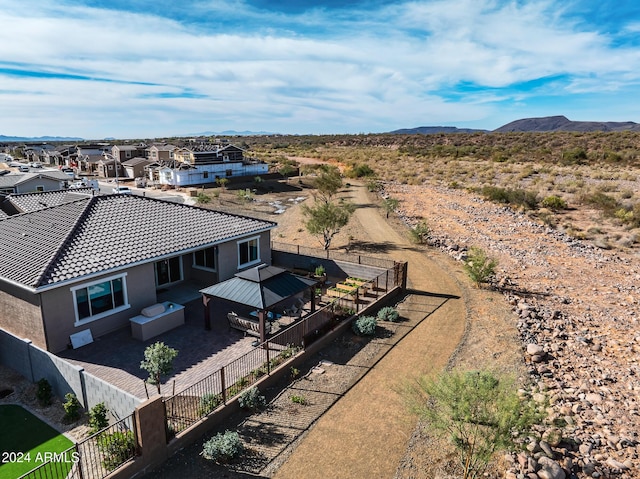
[200,264,319,344]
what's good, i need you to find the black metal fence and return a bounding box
[162,262,406,436]
[271,241,398,269]
[19,414,137,479]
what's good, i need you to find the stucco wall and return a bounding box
[0,286,46,349]
[40,263,158,353]
[216,232,272,281]
[15,177,63,194]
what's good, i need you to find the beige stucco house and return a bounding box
[0,195,276,352]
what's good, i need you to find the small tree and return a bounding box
[313,165,343,203]
[89,402,110,433]
[140,342,178,394]
[463,246,498,288]
[215,177,229,190]
[411,370,542,479]
[302,200,355,250]
[381,197,399,218]
[408,221,430,244]
[36,378,53,406]
[63,393,82,422]
[279,164,297,183]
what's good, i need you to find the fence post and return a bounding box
[220,368,227,404]
[266,346,271,375]
[75,443,84,479]
[134,397,168,466]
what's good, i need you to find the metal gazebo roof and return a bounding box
[199,264,317,310]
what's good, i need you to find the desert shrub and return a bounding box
[352,315,377,336]
[201,430,244,463]
[63,393,82,421]
[408,221,430,244]
[366,178,381,192]
[480,186,538,209]
[578,191,620,216]
[89,402,109,433]
[464,246,498,288]
[290,395,307,405]
[561,148,588,165]
[198,393,223,417]
[347,163,376,178]
[238,387,266,411]
[36,378,53,406]
[98,430,136,470]
[196,192,211,204]
[541,195,567,211]
[377,306,400,322]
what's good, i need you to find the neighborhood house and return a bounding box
[0,195,276,353]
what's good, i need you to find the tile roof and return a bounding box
[0,172,68,187]
[7,189,94,213]
[0,195,276,290]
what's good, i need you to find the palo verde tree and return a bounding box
[140,341,178,394]
[410,370,543,479]
[302,200,355,250]
[381,197,399,218]
[312,165,343,204]
[463,246,498,288]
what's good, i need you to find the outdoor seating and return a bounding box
[227,312,271,337]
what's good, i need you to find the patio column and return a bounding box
[203,295,211,331]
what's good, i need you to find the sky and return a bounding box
[1,0,639,139]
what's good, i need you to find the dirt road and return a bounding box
[273,182,467,479]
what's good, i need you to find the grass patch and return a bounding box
[0,405,74,478]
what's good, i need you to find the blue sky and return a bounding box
[0,0,639,139]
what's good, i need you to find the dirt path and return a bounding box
[273,183,467,479]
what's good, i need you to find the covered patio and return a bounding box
[200,264,319,344]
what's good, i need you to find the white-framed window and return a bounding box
[193,247,216,271]
[238,236,260,268]
[71,274,129,326]
[35,185,45,192]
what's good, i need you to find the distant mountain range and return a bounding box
[0,134,84,142]
[390,116,640,134]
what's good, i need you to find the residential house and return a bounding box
[112,144,147,163]
[1,188,94,215]
[122,157,156,179]
[159,143,268,187]
[0,172,68,195]
[147,144,176,162]
[76,144,111,174]
[96,155,120,178]
[0,195,276,353]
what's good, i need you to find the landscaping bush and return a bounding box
[201,430,244,464]
[352,315,377,336]
[290,394,307,405]
[36,378,52,407]
[408,221,430,244]
[63,393,82,422]
[238,386,266,411]
[89,402,109,433]
[541,195,567,211]
[198,393,223,417]
[98,430,136,471]
[377,306,400,322]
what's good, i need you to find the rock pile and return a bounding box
[386,183,640,478]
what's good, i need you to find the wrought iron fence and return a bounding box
[19,414,137,479]
[272,241,398,269]
[162,259,407,438]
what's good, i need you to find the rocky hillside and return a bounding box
[494,115,640,133]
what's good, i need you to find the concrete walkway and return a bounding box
[274,183,467,479]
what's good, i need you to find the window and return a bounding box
[203,171,209,179]
[155,256,182,286]
[72,275,128,325]
[36,185,45,192]
[225,169,233,177]
[193,247,216,271]
[238,237,259,268]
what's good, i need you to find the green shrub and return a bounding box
[464,246,498,288]
[63,393,82,421]
[201,430,244,463]
[98,430,136,471]
[198,393,223,417]
[36,378,53,407]
[89,402,109,433]
[408,221,430,244]
[290,395,307,405]
[196,192,211,204]
[238,386,266,411]
[541,195,567,211]
[352,315,377,336]
[480,186,538,209]
[349,163,376,178]
[377,306,400,322]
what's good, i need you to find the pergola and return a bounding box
[200,264,319,344]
